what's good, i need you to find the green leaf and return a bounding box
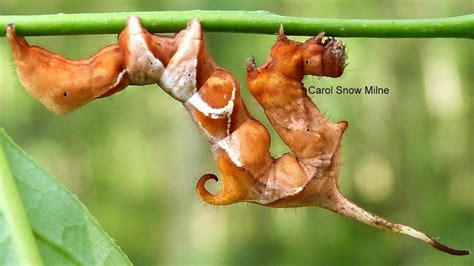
[0,128,132,265]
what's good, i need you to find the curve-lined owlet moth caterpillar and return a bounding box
[5,17,469,256]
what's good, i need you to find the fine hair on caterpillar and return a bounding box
[5,17,469,256]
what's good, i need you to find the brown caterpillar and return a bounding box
[6,18,469,256]
[6,24,129,114]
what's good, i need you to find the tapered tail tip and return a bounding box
[322,190,469,256]
[429,238,470,256]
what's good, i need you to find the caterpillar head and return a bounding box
[273,27,346,79]
[301,32,346,78]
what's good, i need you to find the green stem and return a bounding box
[0,144,43,265]
[0,11,473,38]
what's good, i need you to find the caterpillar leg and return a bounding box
[6,24,129,114]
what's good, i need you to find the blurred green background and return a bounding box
[0,0,472,265]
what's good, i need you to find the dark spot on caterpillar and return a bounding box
[306,128,310,132]
[188,73,191,77]
[150,62,154,66]
[63,92,68,97]
[305,60,309,64]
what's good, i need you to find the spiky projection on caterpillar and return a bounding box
[5,17,469,256]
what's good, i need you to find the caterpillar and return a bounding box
[5,17,468,256]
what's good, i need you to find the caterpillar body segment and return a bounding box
[6,24,129,114]
[246,29,468,256]
[117,16,165,85]
[185,70,248,142]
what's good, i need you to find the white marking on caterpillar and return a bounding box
[216,134,243,167]
[125,16,164,85]
[188,89,234,119]
[158,20,201,102]
[187,83,236,135]
[110,69,127,88]
[225,84,236,135]
[299,154,332,177]
[285,115,306,130]
[258,184,304,205]
[257,165,305,205]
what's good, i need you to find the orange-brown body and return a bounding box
[6,18,468,256]
[6,25,129,114]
